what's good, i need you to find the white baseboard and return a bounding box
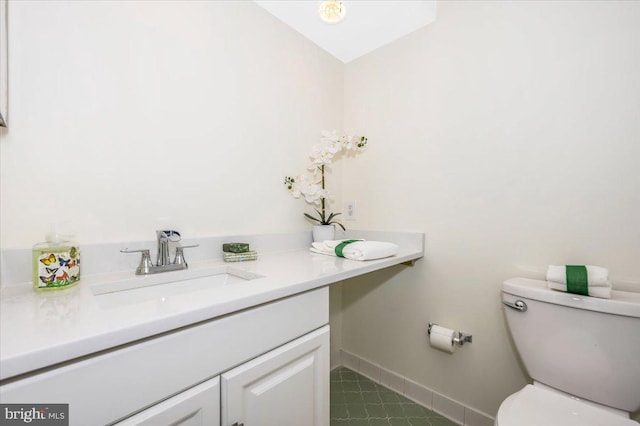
[336,349,495,426]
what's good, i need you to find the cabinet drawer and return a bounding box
[114,377,220,426]
[0,287,328,425]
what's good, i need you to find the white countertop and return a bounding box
[0,232,423,381]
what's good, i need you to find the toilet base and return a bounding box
[495,384,638,426]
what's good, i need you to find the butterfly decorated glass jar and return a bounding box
[32,234,80,291]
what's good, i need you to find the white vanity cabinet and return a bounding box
[0,288,329,426]
[222,326,329,426]
[115,326,329,426]
[114,377,221,426]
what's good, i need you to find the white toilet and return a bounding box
[497,277,640,426]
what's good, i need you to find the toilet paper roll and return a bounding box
[430,325,456,353]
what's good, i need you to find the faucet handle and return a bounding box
[120,248,150,254]
[174,244,199,267]
[120,249,153,275]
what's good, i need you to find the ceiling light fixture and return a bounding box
[318,0,346,24]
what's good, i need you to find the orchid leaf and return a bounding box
[314,208,326,222]
[326,212,342,223]
[304,213,322,223]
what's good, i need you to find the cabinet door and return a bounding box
[221,325,329,426]
[115,377,220,426]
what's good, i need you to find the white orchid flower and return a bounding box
[341,134,356,151]
[285,130,367,228]
[321,130,340,143]
[295,175,325,205]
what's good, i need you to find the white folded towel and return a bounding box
[546,265,610,286]
[546,264,612,299]
[548,281,612,299]
[311,239,359,253]
[310,239,399,261]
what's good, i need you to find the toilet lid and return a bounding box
[496,385,639,426]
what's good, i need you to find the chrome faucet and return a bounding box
[121,230,199,275]
[156,230,181,266]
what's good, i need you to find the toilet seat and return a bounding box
[496,385,639,426]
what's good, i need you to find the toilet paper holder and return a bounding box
[428,322,473,346]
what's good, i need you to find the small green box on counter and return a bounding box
[222,242,250,253]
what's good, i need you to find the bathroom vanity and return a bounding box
[0,231,423,425]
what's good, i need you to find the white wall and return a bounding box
[2,0,639,420]
[342,0,640,418]
[0,0,343,249]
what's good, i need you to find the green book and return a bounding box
[222,242,250,253]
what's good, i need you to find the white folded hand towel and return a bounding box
[546,265,610,287]
[310,239,399,261]
[311,239,359,254]
[548,281,612,299]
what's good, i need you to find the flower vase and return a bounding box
[312,225,335,243]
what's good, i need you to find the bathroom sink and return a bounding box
[91,266,264,309]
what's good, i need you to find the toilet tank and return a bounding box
[502,278,640,413]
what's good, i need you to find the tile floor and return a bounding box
[330,367,459,426]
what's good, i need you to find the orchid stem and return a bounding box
[320,165,326,221]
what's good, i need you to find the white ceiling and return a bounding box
[253,1,437,63]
